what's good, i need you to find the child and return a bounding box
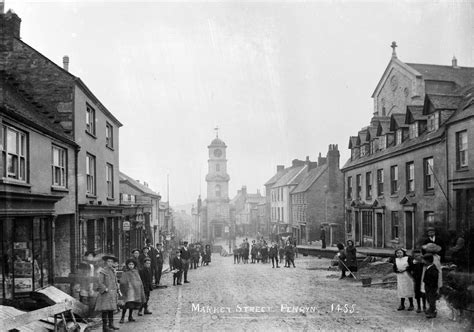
[119,259,146,323]
[422,254,439,319]
[172,250,183,286]
[95,255,120,331]
[393,248,414,311]
[412,251,426,313]
[138,258,153,316]
[336,243,347,279]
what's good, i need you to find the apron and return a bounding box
[396,257,414,298]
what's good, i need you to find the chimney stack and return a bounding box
[452,56,459,68]
[242,185,247,196]
[63,56,69,71]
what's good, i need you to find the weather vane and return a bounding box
[214,125,219,138]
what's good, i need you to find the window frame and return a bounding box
[52,145,67,187]
[86,153,96,196]
[390,165,399,195]
[391,211,399,240]
[86,104,96,136]
[456,130,468,169]
[1,123,28,182]
[406,161,415,194]
[423,157,434,192]
[106,163,114,198]
[356,174,362,199]
[347,176,353,199]
[365,171,372,200]
[105,122,114,149]
[377,169,384,196]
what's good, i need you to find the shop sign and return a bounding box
[123,221,131,231]
[224,226,229,233]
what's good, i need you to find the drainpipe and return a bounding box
[74,146,80,273]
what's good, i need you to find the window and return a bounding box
[1,124,27,181]
[356,174,362,199]
[377,169,384,196]
[424,211,435,228]
[379,136,386,150]
[86,153,96,195]
[52,145,67,187]
[86,104,96,135]
[456,131,468,169]
[427,112,439,132]
[215,184,221,197]
[406,162,414,194]
[216,164,220,172]
[360,145,367,157]
[106,163,114,198]
[362,211,373,237]
[281,207,284,222]
[423,157,434,191]
[347,176,353,199]
[390,165,398,194]
[106,123,113,148]
[391,211,399,239]
[396,129,403,145]
[366,172,372,199]
[409,122,418,139]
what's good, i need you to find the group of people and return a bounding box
[233,238,297,268]
[335,240,358,278]
[168,241,212,286]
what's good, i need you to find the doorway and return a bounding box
[405,211,414,250]
[376,213,383,247]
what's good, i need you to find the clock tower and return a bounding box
[204,130,230,240]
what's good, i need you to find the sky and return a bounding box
[7,0,473,206]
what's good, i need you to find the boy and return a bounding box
[138,258,153,315]
[422,254,439,318]
[412,251,426,313]
[172,250,183,286]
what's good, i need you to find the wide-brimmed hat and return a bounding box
[125,258,138,267]
[102,254,118,262]
[422,243,441,253]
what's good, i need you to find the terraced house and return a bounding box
[342,44,474,250]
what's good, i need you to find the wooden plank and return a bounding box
[1,301,73,331]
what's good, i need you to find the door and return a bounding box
[405,212,414,250]
[376,213,383,247]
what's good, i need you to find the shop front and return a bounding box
[0,191,63,303]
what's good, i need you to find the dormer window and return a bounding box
[360,145,368,157]
[351,147,360,160]
[379,136,387,150]
[427,112,439,131]
[409,122,419,139]
[396,129,403,145]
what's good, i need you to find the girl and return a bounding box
[119,259,146,323]
[336,243,347,279]
[393,248,414,311]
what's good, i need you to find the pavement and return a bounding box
[110,252,471,331]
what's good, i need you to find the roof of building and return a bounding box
[273,165,306,188]
[376,118,392,136]
[209,137,226,146]
[246,194,266,204]
[424,94,464,114]
[291,165,328,194]
[405,106,425,124]
[390,113,409,131]
[119,172,160,197]
[358,128,369,145]
[406,63,474,87]
[342,126,445,170]
[446,100,474,125]
[264,167,291,186]
[348,136,359,149]
[367,125,378,141]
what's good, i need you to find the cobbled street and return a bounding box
[116,253,469,331]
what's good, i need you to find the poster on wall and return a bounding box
[14,278,33,292]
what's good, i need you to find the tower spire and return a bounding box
[214,126,219,138]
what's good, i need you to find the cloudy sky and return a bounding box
[10,0,473,205]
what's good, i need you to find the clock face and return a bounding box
[214,149,222,157]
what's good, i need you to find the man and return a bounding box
[269,242,279,268]
[422,227,446,261]
[139,246,151,269]
[138,258,153,316]
[180,241,191,283]
[146,240,158,284]
[154,243,164,287]
[320,226,326,249]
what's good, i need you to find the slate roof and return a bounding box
[273,165,306,188]
[367,125,378,140]
[406,63,474,87]
[358,128,369,145]
[425,94,463,112]
[376,118,392,136]
[119,172,160,197]
[390,113,409,131]
[405,106,425,124]
[291,165,328,194]
[348,136,359,149]
[446,101,474,125]
[264,167,290,186]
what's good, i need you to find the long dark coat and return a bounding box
[95,267,119,312]
[139,267,154,293]
[269,246,278,258]
[120,268,146,304]
[345,245,358,271]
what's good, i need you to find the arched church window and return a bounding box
[215,184,221,197]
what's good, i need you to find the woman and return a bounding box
[95,254,120,331]
[345,240,358,277]
[393,248,415,311]
[119,258,146,323]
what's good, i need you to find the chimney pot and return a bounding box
[452,56,458,68]
[63,56,70,71]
